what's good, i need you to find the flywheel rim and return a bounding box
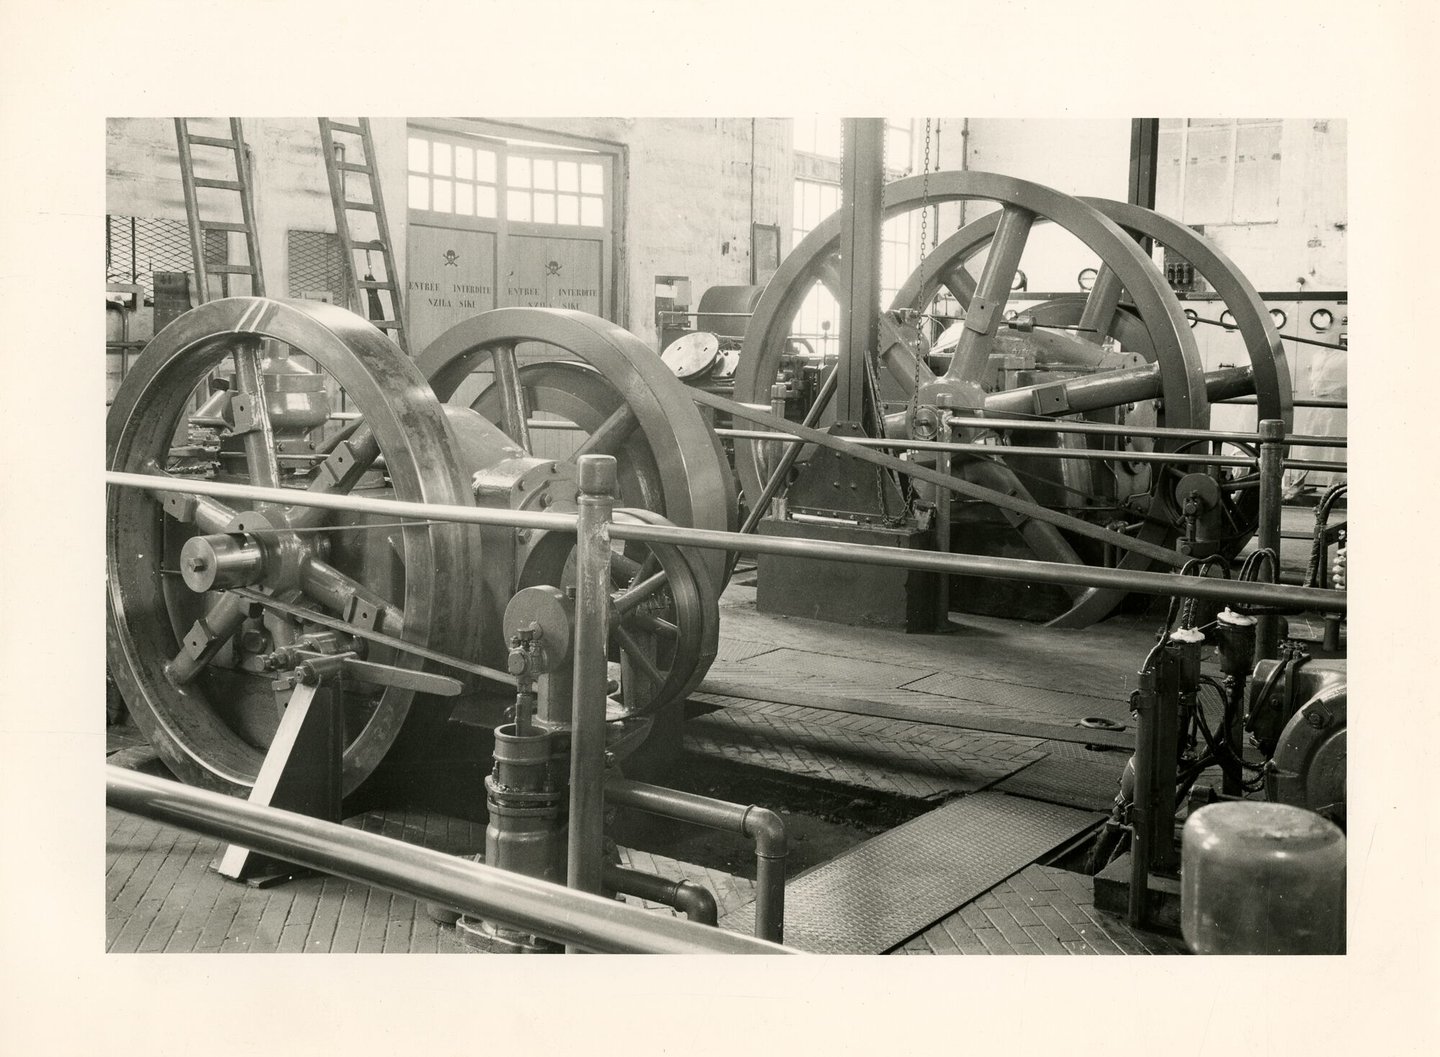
[107,297,480,796]
[417,307,736,595]
[734,172,1206,628]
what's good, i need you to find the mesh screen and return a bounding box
[288,230,349,304]
[105,216,191,299]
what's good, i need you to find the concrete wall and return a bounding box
[105,117,409,308]
[920,117,1346,294]
[1155,119,1347,291]
[106,117,791,350]
[490,118,792,346]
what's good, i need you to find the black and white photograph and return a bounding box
[1,3,1435,1055]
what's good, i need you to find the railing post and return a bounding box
[567,454,616,914]
[1256,418,1286,659]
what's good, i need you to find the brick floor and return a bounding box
[904,864,1188,955]
[106,808,482,954]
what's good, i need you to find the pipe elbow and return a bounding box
[742,805,788,858]
[672,880,719,926]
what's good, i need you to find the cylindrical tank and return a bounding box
[1182,801,1345,954]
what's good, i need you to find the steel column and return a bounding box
[1256,418,1287,659]
[567,454,616,911]
[1127,118,1160,253]
[836,118,886,424]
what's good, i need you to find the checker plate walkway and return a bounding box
[721,792,1102,953]
[685,704,1046,798]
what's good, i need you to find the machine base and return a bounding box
[1092,853,1184,938]
[755,517,941,632]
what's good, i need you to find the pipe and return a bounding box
[107,472,1348,611]
[1221,395,1347,410]
[606,778,788,944]
[603,863,719,926]
[106,767,792,954]
[942,416,1347,449]
[1255,419,1286,659]
[613,521,1347,614]
[568,455,616,908]
[720,431,1260,467]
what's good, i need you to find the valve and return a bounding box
[507,624,543,737]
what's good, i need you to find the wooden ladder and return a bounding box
[317,118,409,353]
[174,118,266,302]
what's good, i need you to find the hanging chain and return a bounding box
[900,119,935,518]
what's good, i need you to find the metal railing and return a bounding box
[106,766,794,955]
[103,470,1347,614]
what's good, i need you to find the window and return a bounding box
[408,134,498,218]
[794,118,842,159]
[791,179,842,356]
[506,154,606,228]
[1155,118,1283,226]
[793,118,914,174]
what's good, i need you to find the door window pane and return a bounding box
[534,192,556,224]
[580,196,602,227]
[557,161,579,192]
[508,156,531,188]
[557,194,579,225]
[476,186,497,218]
[533,159,555,190]
[408,174,428,210]
[408,138,429,172]
[580,163,603,194]
[455,182,474,216]
[476,149,497,183]
[455,146,473,181]
[507,190,531,222]
[432,143,452,177]
[432,180,452,213]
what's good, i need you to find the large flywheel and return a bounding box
[416,307,731,721]
[735,171,1209,627]
[892,198,1293,570]
[106,298,483,796]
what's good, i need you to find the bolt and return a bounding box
[1305,710,1329,730]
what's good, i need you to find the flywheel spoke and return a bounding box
[1076,263,1124,344]
[231,340,282,490]
[575,403,639,459]
[289,426,382,529]
[947,205,1034,381]
[299,554,405,637]
[627,612,679,637]
[613,570,669,616]
[143,459,239,532]
[165,591,249,685]
[614,624,667,686]
[492,343,532,452]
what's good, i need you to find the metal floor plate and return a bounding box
[991,755,1126,812]
[685,707,1044,799]
[722,792,1102,954]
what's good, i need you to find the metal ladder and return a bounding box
[174,118,266,302]
[317,118,409,353]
